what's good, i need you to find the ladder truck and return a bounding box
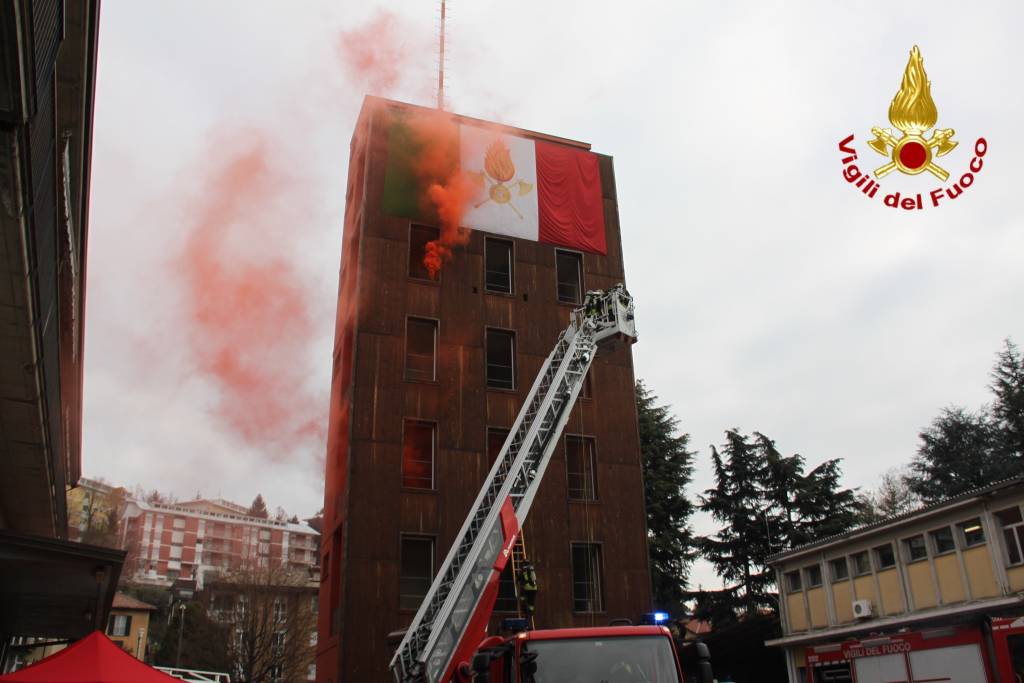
[390,286,696,683]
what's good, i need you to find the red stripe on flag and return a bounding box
[535,141,607,255]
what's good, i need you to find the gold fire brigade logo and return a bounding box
[867,45,957,181]
[469,139,533,219]
[837,45,987,211]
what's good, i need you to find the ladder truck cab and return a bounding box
[389,286,695,683]
[470,624,685,683]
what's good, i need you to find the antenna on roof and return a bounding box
[437,0,447,110]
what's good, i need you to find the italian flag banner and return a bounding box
[382,112,607,255]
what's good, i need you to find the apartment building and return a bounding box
[121,498,319,588]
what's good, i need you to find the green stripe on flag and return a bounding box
[381,108,459,221]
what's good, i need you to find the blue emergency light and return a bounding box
[640,611,670,625]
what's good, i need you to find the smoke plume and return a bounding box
[406,113,479,279]
[171,10,480,452]
[177,134,323,451]
[338,10,425,98]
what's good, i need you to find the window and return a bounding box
[273,598,285,622]
[555,250,583,304]
[903,535,928,562]
[485,238,513,294]
[785,570,802,592]
[169,545,183,559]
[406,318,438,382]
[400,536,434,610]
[930,526,956,554]
[309,630,318,647]
[565,436,598,501]
[851,551,871,576]
[486,329,516,390]
[997,506,1024,565]
[260,529,271,541]
[804,564,823,588]
[402,420,435,489]
[487,428,509,467]
[173,518,186,529]
[409,225,439,280]
[171,530,184,544]
[875,543,896,569]
[307,664,316,681]
[958,518,986,548]
[494,564,518,612]
[571,543,604,612]
[829,557,849,581]
[107,614,132,637]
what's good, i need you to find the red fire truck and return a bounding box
[804,616,1024,683]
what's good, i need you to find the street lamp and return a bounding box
[175,603,186,667]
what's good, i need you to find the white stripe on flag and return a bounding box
[460,124,539,240]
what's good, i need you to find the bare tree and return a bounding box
[80,487,127,548]
[206,564,317,683]
[856,466,921,524]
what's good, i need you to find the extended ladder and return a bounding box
[389,285,637,683]
[509,535,531,625]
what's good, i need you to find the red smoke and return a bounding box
[339,11,477,278]
[177,135,323,450]
[171,12,473,450]
[337,11,413,95]
[406,113,478,278]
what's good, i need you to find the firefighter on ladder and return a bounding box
[517,561,538,622]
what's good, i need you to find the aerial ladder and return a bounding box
[389,285,638,683]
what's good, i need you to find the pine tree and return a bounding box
[247,494,269,519]
[698,430,859,621]
[757,432,803,552]
[908,407,1013,502]
[991,338,1024,459]
[698,430,771,614]
[908,338,1024,503]
[755,432,858,549]
[796,459,859,541]
[636,380,696,615]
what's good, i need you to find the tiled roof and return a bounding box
[112,592,157,611]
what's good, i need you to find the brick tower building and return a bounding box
[317,97,651,682]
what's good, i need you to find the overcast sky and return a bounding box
[84,1,1024,590]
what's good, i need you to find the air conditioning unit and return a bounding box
[852,599,874,619]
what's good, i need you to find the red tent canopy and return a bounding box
[0,631,181,683]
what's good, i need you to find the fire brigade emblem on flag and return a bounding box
[469,138,534,219]
[867,45,957,180]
